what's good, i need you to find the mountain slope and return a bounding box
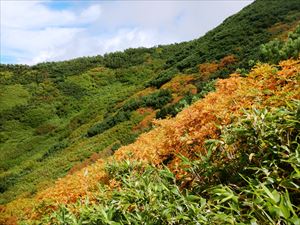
[0,0,300,223]
[3,58,299,224]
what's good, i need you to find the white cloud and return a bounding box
[0,0,253,65]
[1,1,101,29]
[79,5,102,23]
[1,0,101,64]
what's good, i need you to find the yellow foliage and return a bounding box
[131,87,157,98]
[2,59,300,224]
[199,62,219,78]
[161,74,195,93]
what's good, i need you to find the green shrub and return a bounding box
[260,25,300,63]
[156,82,215,119]
[140,89,172,109]
[87,111,131,137]
[39,140,69,161]
[22,106,54,128]
[46,101,300,225]
[33,56,103,79]
[103,48,153,69]
[47,162,208,225]
[58,82,87,99]
[123,89,173,111]
[156,92,193,119]
[111,142,122,152]
[195,79,216,97]
[87,90,172,137]
[146,69,178,88]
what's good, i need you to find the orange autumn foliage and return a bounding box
[199,55,237,81]
[68,148,113,175]
[199,62,219,78]
[135,107,154,115]
[115,59,299,168]
[1,59,299,224]
[220,55,237,67]
[133,109,156,132]
[171,95,184,104]
[134,107,155,131]
[161,74,195,93]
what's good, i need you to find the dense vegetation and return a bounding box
[0,0,300,224]
[3,56,298,224]
[260,24,300,63]
[46,102,300,224]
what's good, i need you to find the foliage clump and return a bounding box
[260,24,300,63]
[87,90,172,137]
[45,101,300,224]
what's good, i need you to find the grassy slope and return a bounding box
[0,0,299,215]
[0,63,159,204]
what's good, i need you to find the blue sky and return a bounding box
[45,1,75,10]
[0,0,253,65]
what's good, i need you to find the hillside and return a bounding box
[0,0,300,224]
[2,57,300,224]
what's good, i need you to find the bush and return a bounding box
[39,140,69,161]
[22,106,53,128]
[195,79,216,97]
[180,101,300,224]
[121,90,172,111]
[140,89,172,109]
[146,69,178,88]
[47,162,208,225]
[87,90,172,137]
[35,123,57,135]
[260,25,300,63]
[111,142,122,152]
[58,82,87,99]
[47,101,300,225]
[156,92,193,119]
[87,110,131,137]
[156,82,215,119]
[103,48,152,69]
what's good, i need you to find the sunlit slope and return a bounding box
[0,0,299,218]
[1,58,299,223]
